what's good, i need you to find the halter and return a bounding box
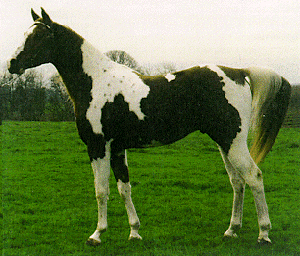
[31,21,52,31]
[27,21,54,40]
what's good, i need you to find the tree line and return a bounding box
[0,71,75,123]
[283,85,300,128]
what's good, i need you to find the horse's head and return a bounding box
[9,8,55,75]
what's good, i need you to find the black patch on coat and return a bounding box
[111,152,129,183]
[101,66,242,154]
[51,23,107,160]
[140,66,242,153]
[101,94,144,151]
[218,66,247,85]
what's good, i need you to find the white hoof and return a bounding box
[223,233,238,241]
[257,237,272,245]
[86,230,101,246]
[129,230,142,240]
[86,238,101,246]
[224,229,238,239]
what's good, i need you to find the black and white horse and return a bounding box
[8,9,291,246]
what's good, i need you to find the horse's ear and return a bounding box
[31,8,40,21]
[41,8,53,27]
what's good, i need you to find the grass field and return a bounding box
[1,121,299,255]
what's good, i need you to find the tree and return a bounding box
[139,62,177,76]
[10,71,46,121]
[284,86,300,127]
[0,73,14,123]
[105,50,177,76]
[45,74,74,121]
[105,50,140,72]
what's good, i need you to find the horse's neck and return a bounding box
[81,40,115,74]
[53,29,114,101]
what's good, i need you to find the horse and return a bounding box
[8,8,291,246]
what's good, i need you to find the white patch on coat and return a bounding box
[89,230,101,243]
[207,65,252,142]
[165,73,176,82]
[117,179,142,240]
[89,139,112,242]
[82,40,150,134]
[91,140,112,200]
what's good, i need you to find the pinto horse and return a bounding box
[9,9,291,246]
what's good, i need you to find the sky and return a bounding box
[1,0,299,83]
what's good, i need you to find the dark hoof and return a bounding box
[223,236,232,241]
[86,238,101,246]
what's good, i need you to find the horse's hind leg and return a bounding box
[219,147,246,239]
[226,143,272,244]
[111,149,142,241]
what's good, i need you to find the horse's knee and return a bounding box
[117,180,131,200]
[95,190,109,204]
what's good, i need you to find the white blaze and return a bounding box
[11,25,36,59]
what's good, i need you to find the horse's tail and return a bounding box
[243,67,291,164]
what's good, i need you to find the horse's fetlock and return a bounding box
[131,221,140,231]
[98,226,107,233]
[231,223,242,231]
[260,223,271,231]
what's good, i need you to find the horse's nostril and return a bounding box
[8,59,14,72]
[10,58,16,66]
[10,58,17,66]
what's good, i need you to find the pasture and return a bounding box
[1,121,299,255]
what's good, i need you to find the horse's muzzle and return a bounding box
[8,59,25,75]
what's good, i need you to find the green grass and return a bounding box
[1,121,299,255]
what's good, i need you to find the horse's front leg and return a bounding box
[111,149,142,241]
[86,140,112,246]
